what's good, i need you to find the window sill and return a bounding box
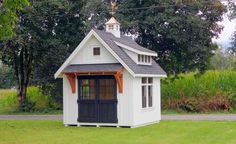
[141,107,154,112]
[137,62,152,66]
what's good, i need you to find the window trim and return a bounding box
[141,77,153,109]
[137,54,152,65]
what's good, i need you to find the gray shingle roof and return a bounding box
[94,29,156,54]
[93,29,167,76]
[63,63,122,73]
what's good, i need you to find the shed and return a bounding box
[55,17,167,128]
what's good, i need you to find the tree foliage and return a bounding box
[117,0,225,74]
[0,0,29,40]
[230,30,236,52]
[228,1,236,52]
[209,47,236,70]
[30,0,86,105]
[0,61,15,89]
[0,0,85,107]
[81,0,226,74]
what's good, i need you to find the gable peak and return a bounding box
[105,17,120,25]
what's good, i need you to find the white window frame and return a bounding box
[141,77,153,109]
[138,54,152,65]
[108,25,114,30]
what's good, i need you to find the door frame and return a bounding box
[77,75,118,123]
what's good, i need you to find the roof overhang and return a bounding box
[63,63,123,74]
[114,41,158,56]
[134,74,167,78]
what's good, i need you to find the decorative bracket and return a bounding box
[66,73,76,94]
[114,68,123,93]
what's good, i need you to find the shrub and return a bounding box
[27,86,49,111]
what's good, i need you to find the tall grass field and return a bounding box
[0,87,61,114]
[162,70,236,112]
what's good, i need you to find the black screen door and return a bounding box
[78,76,117,123]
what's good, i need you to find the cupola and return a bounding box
[105,17,120,38]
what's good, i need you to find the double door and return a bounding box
[77,76,118,123]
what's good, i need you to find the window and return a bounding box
[141,77,153,108]
[99,79,115,100]
[145,56,147,62]
[80,79,95,100]
[116,25,119,30]
[138,54,151,64]
[147,56,151,63]
[108,25,113,30]
[93,47,100,56]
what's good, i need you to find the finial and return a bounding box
[110,0,118,15]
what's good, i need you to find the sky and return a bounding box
[212,13,236,48]
[212,1,236,48]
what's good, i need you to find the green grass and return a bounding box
[0,120,236,144]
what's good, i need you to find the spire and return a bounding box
[110,0,118,15]
[105,0,120,38]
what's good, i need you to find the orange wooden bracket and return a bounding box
[66,74,76,93]
[114,68,123,93]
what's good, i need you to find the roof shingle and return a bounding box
[93,29,167,76]
[63,63,123,73]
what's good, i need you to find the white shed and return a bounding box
[54,17,167,128]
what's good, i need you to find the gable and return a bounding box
[70,35,118,65]
[54,29,134,78]
[55,29,166,79]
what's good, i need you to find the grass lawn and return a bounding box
[0,120,236,144]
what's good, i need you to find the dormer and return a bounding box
[105,17,120,38]
[114,41,157,66]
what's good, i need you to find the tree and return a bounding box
[1,0,86,108]
[31,0,86,105]
[0,0,29,40]
[209,46,236,70]
[118,0,226,74]
[228,1,236,52]
[84,0,226,75]
[0,61,15,89]
[230,30,236,52]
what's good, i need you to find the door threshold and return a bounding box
[78,122,119,127]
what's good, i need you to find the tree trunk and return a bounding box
[17,84,27,106]
[12,45,32,108]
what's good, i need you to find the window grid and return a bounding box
[141,77,153,108]
[93,47,100,56]
[138,54,151,64]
